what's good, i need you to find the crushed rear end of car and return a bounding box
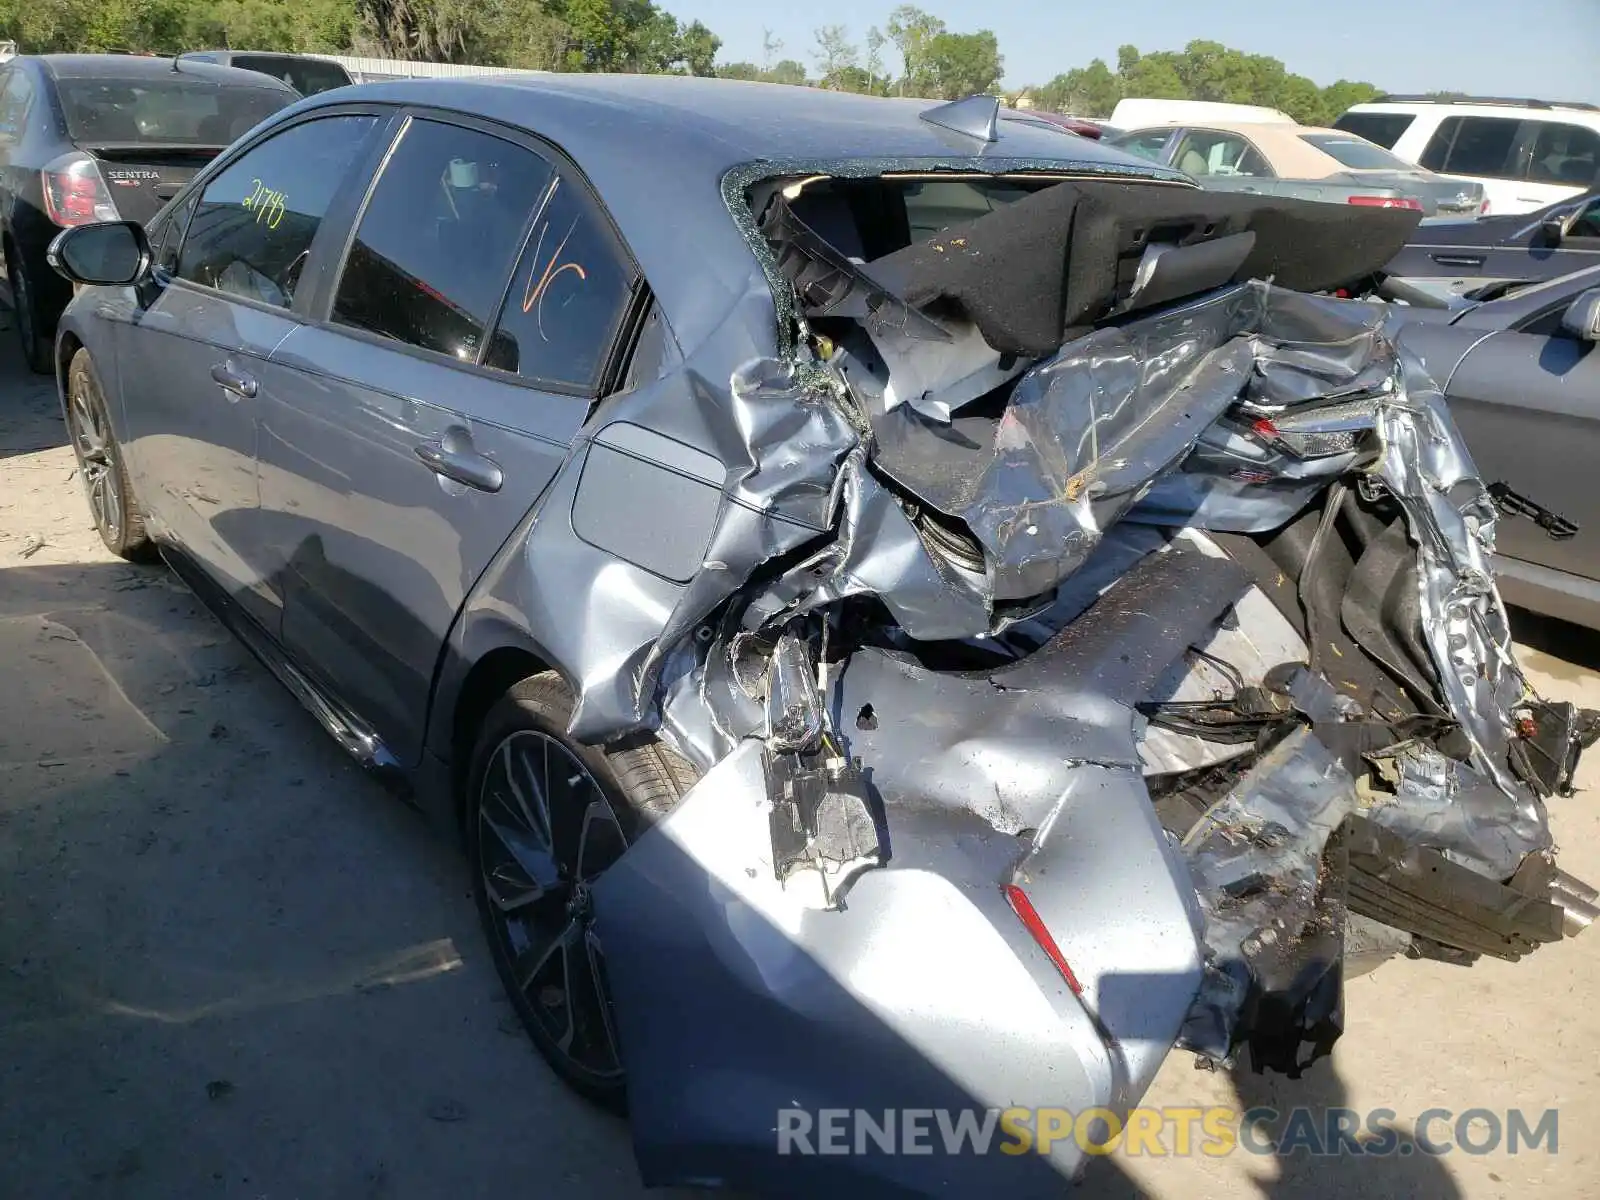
[566,136,1597,1197]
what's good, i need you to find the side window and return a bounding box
[178,114,378,309]
[482,175,639,392]
[0,70,34,145]
[1526,123,1600,187]
[1114,131,1174,163]
[1331,111,1415,150]
[1420,116,1522,178]
[1570,197,1600,240]
[1174,132,1264,177]
[332,118,555,362]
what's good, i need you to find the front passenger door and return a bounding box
[120,112,385,632]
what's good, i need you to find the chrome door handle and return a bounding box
[210,361,258,399]
[414,440,503,493]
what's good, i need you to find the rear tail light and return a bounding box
[1480,199,1491,215]
[1001,883,1082,994]
[1347,195,1423,211]
[40,153,120,227]
[1350,196,1427,212]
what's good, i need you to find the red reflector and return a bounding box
[1251,417,1280,439]
[1347,195,1423,211]
[1002,884,1082,994]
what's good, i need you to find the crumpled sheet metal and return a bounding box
[1365,742,1548,880]
[1369,352,1532,800]
[1179,727,1357,1061]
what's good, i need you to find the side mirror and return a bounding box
[46,221,151,287]
[1560,287,1600,342]
[1538,216,1566,246]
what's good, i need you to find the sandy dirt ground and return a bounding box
[1,315,1596,1199]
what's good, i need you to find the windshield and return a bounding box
[231,55,352,96]
[1300,132,1413,171]
[58,78,293,146]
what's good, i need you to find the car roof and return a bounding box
[1345,100,1600,127]
[290,74,1184,352]
[34,53,299,93]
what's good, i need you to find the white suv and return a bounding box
[1334,95,1600,216]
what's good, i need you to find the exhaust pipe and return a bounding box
[1548,870,1600,936]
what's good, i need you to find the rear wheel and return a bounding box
[65,348,155,561]
[9,254,52,375]
[466,672,698,1111]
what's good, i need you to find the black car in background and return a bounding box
[176,52,354,97]
[0,54,297,371]
[1385,187,1600,298]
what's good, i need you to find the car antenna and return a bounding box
[919,94,1001,143]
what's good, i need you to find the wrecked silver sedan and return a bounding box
[47,76,1597,1198]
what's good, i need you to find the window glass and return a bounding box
[1422,116,1522,177]
[483,174,638,390]
[178,114,378,309]
[1112,130,1174,163]
[1174,131,1266,177]
[332,118,554,363]
[57,77,292,146]
[0,69,34,143]
[1526,123,1600,187]
[1330,111,1415,150]
[1570,197,1600,239]
[1300,133,1412,171]
[232,55,353,97]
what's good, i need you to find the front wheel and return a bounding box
[466,672,698,1111]
[65,349,155,561]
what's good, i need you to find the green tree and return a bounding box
[1036,58,1121,116]
[1025,43,1385,126]
[768,58,808,86]
[718,60,763,80]
[812,23,857,89]
[884,4,944,96]
[1320,78,1384,121]
[923,29,1001,100]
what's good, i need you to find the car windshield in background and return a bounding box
[230,55,353,96]
[58,79,291,146]
[1301,132,1413,171]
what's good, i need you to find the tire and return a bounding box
[9,254,53,375]
[65,348,156,562]
[466,672,699,1111]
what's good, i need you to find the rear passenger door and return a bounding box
[258,111,643,765]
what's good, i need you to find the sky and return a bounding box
[670,0,1600,104]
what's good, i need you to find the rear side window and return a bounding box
[1526,122,1600,187]
[481,175,639,391]
[332,118,556,363]
[1419,116,1523,178]
[0,69,34,144]
[178,114,379,309]
[1331,111,1415,149]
